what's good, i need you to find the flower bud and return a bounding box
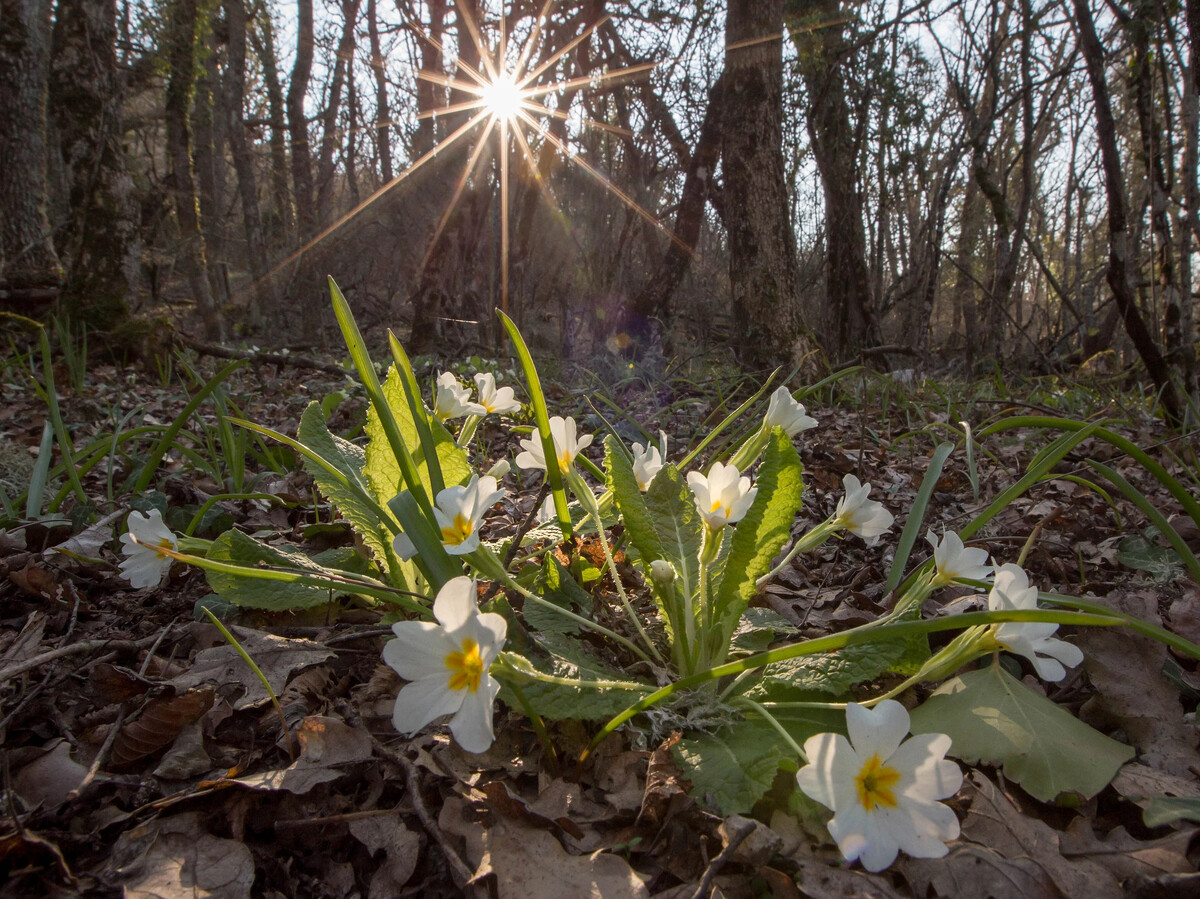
[484,459,511,480]
[650,560,675,585]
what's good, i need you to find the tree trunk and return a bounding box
[1073,0,1182,422]
[247,0,293,243]
[224,0,276,328]
[48,0,135,329]
[788,0,878,359]
[316,0,362,212]
[627,73,725,332]
[0,0,63,303]
[367,0,393,183]
[164,0,221,339]
[287,0,317,339]
[723,0,815,372]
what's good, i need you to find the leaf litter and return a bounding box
[1,355,1199,896]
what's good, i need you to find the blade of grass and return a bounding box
[886,442,954,593]
[498,310,572,537]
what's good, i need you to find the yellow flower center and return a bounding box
[154,538,174,558]
[855,754,901,812]
[557,450,573,473]
[440,513,474,546]
[710,500,730,519]
[445,638,484,692]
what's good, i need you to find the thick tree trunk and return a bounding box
[788,0,878,358]
[164,0,221,339]
[1073,0,1182,422]
[224,0,276,328]
[287,0,318,339]
[49,0,135,329]
[0,0,63,302]
[723,0,815,372]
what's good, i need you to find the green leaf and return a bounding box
[747,639,912,697]
[730,608,797,655]
[910,664,1134,803]
[500,634,652,720]
[205,529,371,611]
[364,365,471,506]
[674,720,790,814]
[524,556,591,634]
[1116,533,1186,583]
[710,430,805,658]
[605,435,664,564]
[297,403,402,581]
[1143,797,1200,828]
[673,705,840,815]
[643,464,703,609]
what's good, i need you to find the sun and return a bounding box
[479,72,524,123]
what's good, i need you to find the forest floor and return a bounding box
[2,341,1199,898]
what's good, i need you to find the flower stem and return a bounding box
[568,470,665,666]
[756,517,839,588]
[736,697,807,762]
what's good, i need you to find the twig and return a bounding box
[689,817,755,899]
[370,736,479,894]
[178,334,351,376]
[66,706,127,802]
[0,633,164,684]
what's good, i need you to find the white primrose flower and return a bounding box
[988,563,1084,682]
[391,475,505,559]
[384,577,506,753]
[796,700,962,873]
[118,509,178,589]
[515,416,593,475]
[927,529,991,586]
[473,372,522,415]
[764,386,818,436]
[631,431,668,491]
[687,461,757,530]
[434,372,486,421]
[834,474,895,546]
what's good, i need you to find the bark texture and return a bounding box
[0,0,63,300]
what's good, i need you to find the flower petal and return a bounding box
[847,700,909,761]
[383,621,449,681]
[392,675,464,735]
[449,675,502,752]
[432,577,478,632]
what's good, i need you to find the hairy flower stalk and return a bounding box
[728,387,818,471]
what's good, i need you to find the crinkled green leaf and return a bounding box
[730,608,797,655]
[205,529,371,610]
[643,464,702,609]
[605,435,664,564]
[1116,533,1184,583]
[500,634,652,720]
[674,706,839,815]
[910,663,1134,802]
[297,402,404,583]
[523,556,590,634]
[710,431,805,655]
[364,365,472,504]
[746,638,912,698]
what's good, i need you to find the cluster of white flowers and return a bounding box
[434,371,522,421]
[114,362,1098,878]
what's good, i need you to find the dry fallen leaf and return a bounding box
[108,811,255,899]
[167,627,334,709]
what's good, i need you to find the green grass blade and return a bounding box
[387,330,444,497]
[498,310,571,536]
[329,276,433,518]
[34,329,87,507]
[886,442,955,593]
[131,359,245,494]
[26,420,54,518]
[1086,460,1200,583]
